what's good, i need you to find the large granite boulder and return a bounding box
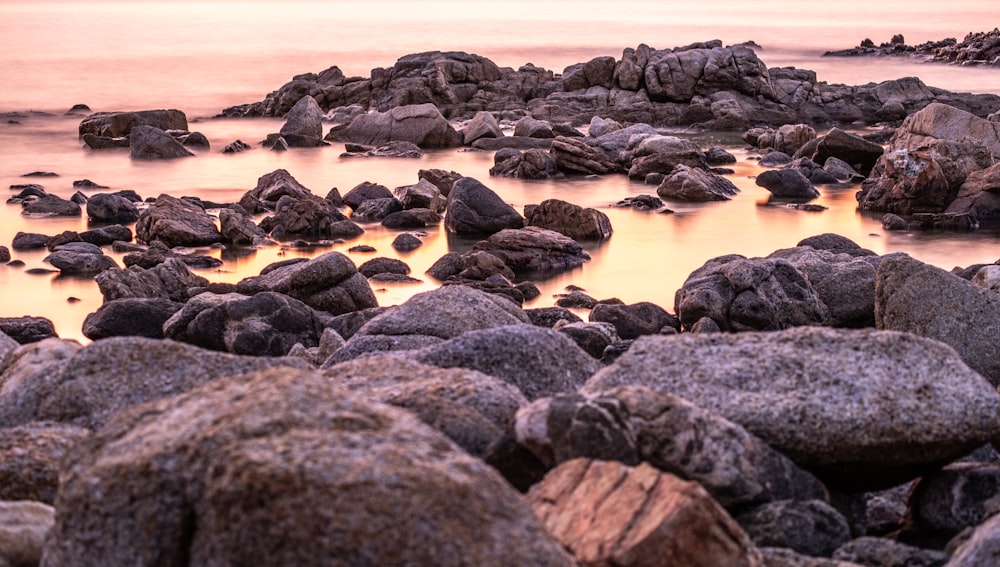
[657,164,740,201]
[82,297,183,340]
[582,327,1000,490]
[129,125,195,159]
[875,254,1000,386]
[529,458,761,566]
[516,386,828,511]
[162,291,332,356]
[43,367,574,566]
[444,177,524,235]
[278,95,325,146]
[94,258,209,302]
[325,103,462,147]
[0,423,90,504]
[135,194,223,247]
[524,198,612,241]
[86,193,140,224]
[78,109,188,138]
[470,226,590,276]
[238,169,314,214]
[235,252,377,315]
[674,254,831,332]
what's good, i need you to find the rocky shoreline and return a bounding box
[3,43,1000,566]
[824,28,1000,67]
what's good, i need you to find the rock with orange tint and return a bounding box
[528,458,762,567]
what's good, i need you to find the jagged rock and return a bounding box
[393,178,446,212]
[470,226,590,275]
[489,148,559,179]
[657,164,740,201]
[342,181,392,210]
[529,459,761,566]
[218,208,267,245]
[21,194,80,217]
[277,95,324,146]
[0,317,57,344]
[444,177,524,235]
[85,193,139,224]
[135,194,222,247]
[756,168,820,199]
[417,168,462,197]
[736,500,851,558]
[811,128,885,176]
[82,298,183,340]
[589,301,680,339]
[94,258,209,302]
[221,139,251,153]
[627,135,708,179]
[325,103,461,147]
[260,194,351,238]
[238,169,314,214]
[462,111,503,144]
[524,198,613,240]
[550,136,621,175]
[235,251,376,315]
[744,124,817,154]
[78,109,188,138]
[351,197,403,223]
[128,125,194,159]
[582,327,1000,491]
[946,161,1000,221]
[0,423,90,504]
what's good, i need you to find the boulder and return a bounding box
[79,224,133,246]
[907,462,1000,538]
[516,387,828,511]
[43,247,119,276]
[745,124,817,154]
[10,233,49,251]
[43,367,574,566]
[946,513,1000,567]
[756,168,820,200]
[325,103,462,147]
[528,458,761,566]
[626,135,708,179]
[78,109,188,138]
[0,423,90,504]
[875,254,1000,386]
[381,209,439,229]
[549,136,621,175]
[945,161,1000,221]
[470,226,590,275]
[221,139,251,153]
[674,254,831,332]
[889,102,1000,159]
[218,208,268,245]
[342,181,393,210]
[0,501,54,567]
[135,194,223,247]
[736,500,851,558]
[0,317,57,344]
[462,111,503,144]
[489,149,559,179]
[554,321,619,358]
[238,169,314,214]
[162,291,331,356]
[513,116,555,138]
[657,164,740,201]
[235,252,377,315]
[589,301,680,339]
[82,297,183,340]
[21,194,81,217]
[260,194,351,237]
[524,198,613,240]
[832,537,948,567]
[444,177,524,235]
[393,178,446,212]
[811,128,885,176]
[418,168,462,197]
[588,116,623,138]
[95,258,209,302]
[351,196,403,223]
[278,95,324,146]
[129,125,195,159]
[582,327,1000,490]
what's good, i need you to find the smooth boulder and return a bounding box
[444,177,524,235]
[524,198,613,240]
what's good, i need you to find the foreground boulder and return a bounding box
[235,252,377,315]
[529,458,761,566]
[444,177,524,235]
[43,367,574,566]
[582,327,1000,490]
[135,195,223,247]
[0,423,90,504]
[0,500,54,567]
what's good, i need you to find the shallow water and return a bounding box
[1,1,999,341]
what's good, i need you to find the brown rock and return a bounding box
[525,198,613,240]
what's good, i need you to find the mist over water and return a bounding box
[1,1,999,341]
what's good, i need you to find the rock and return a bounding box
[759,547,862,567]
[526,306,583,328]
[471,226,590,275]
[218,208,267,245]
[0,317,57,344]
[946,161,1000,221]
[756,168,820,200]
[392,232,422,251]
[221,139,251,153]
[760,151,793,167]
[410,324,600,401]
[0,422,89,506]
[0,337,308,430]
[82,297,183,340]
[340,140,422,158]
[589,301,680,339]
[462,111,503,144]
[473,136,554,151]
[528,459,761,566]
[524,198,612,240]
[890,102,1000,159]
[21,194,81,217]
[0,247,7,263]
[582,327,1000,491]
[179,131,209,149]
[239,169,314,214]
[875,254,1000,386]
[745,124,817,154]
[358,257,410,278]
[278,95,324,146]
[0,500,54,567]
[627,135,708,179]
[833,537,949,567]
[513,116,555,138]
[135,194,222,247]
[79,224,133,246]
[393,178,446,212]
[882,213,908,230]
[10,233,49,251]
[823,157,865,182]
[260,194,351,237]
[82,133,130,150]
[706,146,738,165]
[907,462,1000,538]
[44,367,574,566]
[489,148,559,179]
[128,125,195,159]
[235,252,376,315]
[351,196,403,223]
[674,254,831,332]
[342,181,393,210]
[444,177,524,235]
[657,164,740,201]
[381,208,440,229]
[812,128,886,176]
[736,500,851,558]
[795,233,874,255]
[554,321,619,358]
[946,513,1000,567]
[325,103,461,147]
[549,136,621,175]
[94,258,210,302]
[588,116,622,138]
[516,386,828,511]
[43,248,119,276]
[78,109,188,138]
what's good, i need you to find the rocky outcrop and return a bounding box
[444,177,524,235]
[78,109,188,138]
[235,252,377,315]
[135,195,223,247]
[582,327,1000,490]
[524,198,612,240]
[325,103,462,147]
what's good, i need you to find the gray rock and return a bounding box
[325,103,462,147]
[79,224,133,247]
[513,116,555,138]
[946,161,1000,222]
[392,232,422,251]
[0,422,90,504]
[393,178,446,212]
[627,135,708,179]
[78,109,188,138]
[674,254,831,332]
[823,157,865,182]
[588,116,622,138]
[470,226,590,276]
[235,252,376,315]
[812,128,886,176]
[43,248,119,276]
[342,181,393,210]
[759,547,863,567]
[656,164,740,201]
[524,198,612,240]
[875,254,1000,386]
[737,500,851,558]
[946,513,1000,567]
[554,321,618,358]
[444,177,524,235]
[756,168,820,200]
[0,317,57,344]
[526,306,583,328]
[418,168,462,197]
[833,537,949,567]
[43,367,573,566]
[129,125,194,159]
[351,197,403,223]
[10,233,49,251]
[489,148,559,179]
[238,168,314,214]
[462,111,503,144]
[908,462,1000,538]
[358,257,410,278]
[135,194,222,247]
[278,95,324,146]
[549,136,621,175]
[95,258,209,302]
[589,301,679,339]
[82,298,183,340]
[583,327,1000,491]
[218,208,268,245]
[21,194,81,217]
[85,193,140,224]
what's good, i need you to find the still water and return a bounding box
[1,1,999,341]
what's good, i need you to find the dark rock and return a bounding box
[513,116,555,138]
[327,220,365,239]
[550,136,621,175]
[736,500,851,557]
[82,133,130,149]
[394,178,446,212]
[471,226,590,276]
[218,208,268,246]
[351,197,403,223]
[78,109,188,138]
[489,148,559,179]
[756,168,820,200]
[221,139,251,153]
[392,232,423,251]
[340,140,423,158]
[947,513,1000,567]
[553,321,619,358]
[235,251,376,315]
[79,225,133,247]
[326,103,461,147]
[358,257,410,278]
[882,213,908,230]
[705,146,737,165]
[0,246,8,263]
[614,194,666,210]
[21,194,81,217]
[908,462,1000,539]
[135,194,222,247]
[524,198,612,240]
[417,168,462,197]
[277,95,324,146]
[94,258,210,302]
[526,307,584,328]
[259,194,351,238]
[0,317,57,344]
[179,131,210,149]
[85,193,140,224]
[555,289,599,309]
[343,181,393,210]
[238,168,313,214]
[129,125,194,160]
[473,136,554,151]
[44,248,119,276]
[589,302,680,339]
[82,298,183,340]
[759,151,793,167]
[11,232,49,251]
[444,177,524,235]
[381,208,440,229]
[627,135,708,179]
[657,164,740,201]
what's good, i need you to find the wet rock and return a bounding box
[218,208,268,245]
[259,194,351,238]
[21,194,81,217]
[583,327,1000,491]
[549,136,621,175]
[812,128,886,176]
[946,161,1000,221]
[340,140,422,158]
[615,193,666,210]
[513,116,555,138]
[756,168,820,199]
[626,135,708,179]
[325,102,462,147]
[238,168,314,214]
[392,232,422,251]
[277,95,324,146]
[444,177,524,235]
[529,459,761,567]
[10,233,49,251]
[351,196,403,223]
[128,125,194,159]
[657,164,740,201]
[342,181,392,210]
[524,198,612,240]
[43,246,119,276]
[358,257,410,278]
[589,301,680,339]
[875,254,1000,386]
[82,297,183,340]
[221,139,251,153]
[0,247,8,263]
[381,208,440,229]
[0,500,54,567]
[744,124,817,154]
[706,146,738,165]
[823,157,865,182]
[78,109,188,138]
[0,317,57,344]
[674,254,831,332]
[120,244,221,270]
[0,423,90,504]
[79,224,133,246]
[235,251,376,315]
[95,257,209,302]
[135,194,223,247]
[462,111,503,144]
[393,178,446,212]
[471,226,590,276]
[489,148,559,180]
[736,500,851,558]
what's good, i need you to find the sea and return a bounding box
[1,0,998,342]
